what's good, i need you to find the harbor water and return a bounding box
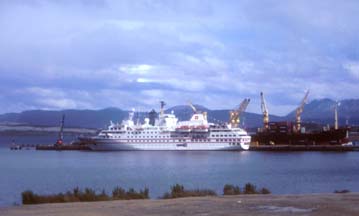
[1,135,359,206]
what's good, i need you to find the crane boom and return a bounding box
[188,101,197,113]
[230,98,250,128]
[238,98,250,114]
[260,92,269,130]
[295,90,310,132]
[334,101,340,130]
[187,101,207,120]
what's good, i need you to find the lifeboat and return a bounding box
[176,125,191,132]
[192,125,209,132]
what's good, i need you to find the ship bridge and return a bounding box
[177,113,209,128]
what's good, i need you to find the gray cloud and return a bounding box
[0,0,358,115]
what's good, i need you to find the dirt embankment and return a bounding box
[1,193,359,216]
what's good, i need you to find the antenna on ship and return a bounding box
[129,108,135,121]
[136,107,140,126]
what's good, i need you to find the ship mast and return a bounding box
[230,98,250,128]
[260,92,269,131]
[295,90,309,133]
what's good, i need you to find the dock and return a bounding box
[35,144,90,151]
[249,144,359,151]
[10,144,36,150]
[9,143,90,151]
[10,143,359,151]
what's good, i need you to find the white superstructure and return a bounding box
[85,104,251,151]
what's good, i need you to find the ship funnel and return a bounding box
[148,109,157,126]
[160,101,166,116]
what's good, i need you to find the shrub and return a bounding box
[21,183,272,205]
[97,189,110,201]
[80,188,97,201]
[260,187,271,194]
[244,183,257,194]
[161,192,171,199]
[223,184,241,195]
[142,188,149,199]
[126,187,149,199]
[161,184,216,199]
[112,187,126,199]
[22,186,149,205]
[22,190,67,204]
[22,190,38,205]
[108,187,149,200]
[187,189,216,197]
[334,189,350,193]
[170,184,185,198]
[223,183,270,195]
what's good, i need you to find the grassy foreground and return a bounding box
[22,183,271,205]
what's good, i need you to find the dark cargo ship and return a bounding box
[251,121,350,145]
[251,91,351,146]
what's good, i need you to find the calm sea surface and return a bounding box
[0,135,359,206]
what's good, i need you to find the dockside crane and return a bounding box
[260,92,269,130]
[295,90,310,133]
[55,114,65,145]
[230,98,250,128]
[334,101,340,130]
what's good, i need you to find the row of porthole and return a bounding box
[191,139,211,142]
[127,136,170,139]
[211,134,237,138]
[127,140,177,143]
[216,139,242,142]
[128,131,162,135]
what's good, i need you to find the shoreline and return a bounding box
[1,193,359,216]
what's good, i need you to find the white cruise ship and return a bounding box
[85,102,251,151]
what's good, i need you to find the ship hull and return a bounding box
[87,138,250,151]
[252,128,349,145]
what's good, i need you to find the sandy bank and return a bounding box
[1,193,359,216]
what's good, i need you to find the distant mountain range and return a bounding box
[285,99,359,125]
[0,99,358,129]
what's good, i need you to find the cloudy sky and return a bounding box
[0,0,358,115]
